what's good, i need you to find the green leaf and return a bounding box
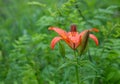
[107,5,119,10]
[82,75,101,81]
[79,60,98,72]
[27,1,46,7]
[57,61,77,72]
[106,71,115,81]
[49,80,55,84]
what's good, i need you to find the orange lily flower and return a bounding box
[49,25,99,50]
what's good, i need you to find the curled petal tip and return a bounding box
[89,34,99,46]
[50,37,62,49]
[91,28,99,32]
[48,27,53,30]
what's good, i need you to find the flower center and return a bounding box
[70,24,77,36]
[70,24,77,32]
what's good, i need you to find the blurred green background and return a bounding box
[0,0,120,84]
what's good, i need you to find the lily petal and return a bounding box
[49,27,68,39]
[90,28,99,32]
[75,34,82,49]
[50,37,62,49]
[89,34,99,46]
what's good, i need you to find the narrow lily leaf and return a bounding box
[79,60,97,72]
[27,1,46,7]
[82,75,101,82]
[56,61,77,72]
[59,42,65,57]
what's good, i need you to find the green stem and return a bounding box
[74,50,80,84]
[88,48,93,62]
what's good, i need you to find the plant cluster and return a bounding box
[0,0,120,84]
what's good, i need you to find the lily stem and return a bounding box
[74,50,80,84]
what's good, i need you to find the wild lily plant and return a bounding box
[49,24,99,84]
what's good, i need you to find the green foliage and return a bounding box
[5,34,48,84]
[0,0,120,84]
[59,42,65,57]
